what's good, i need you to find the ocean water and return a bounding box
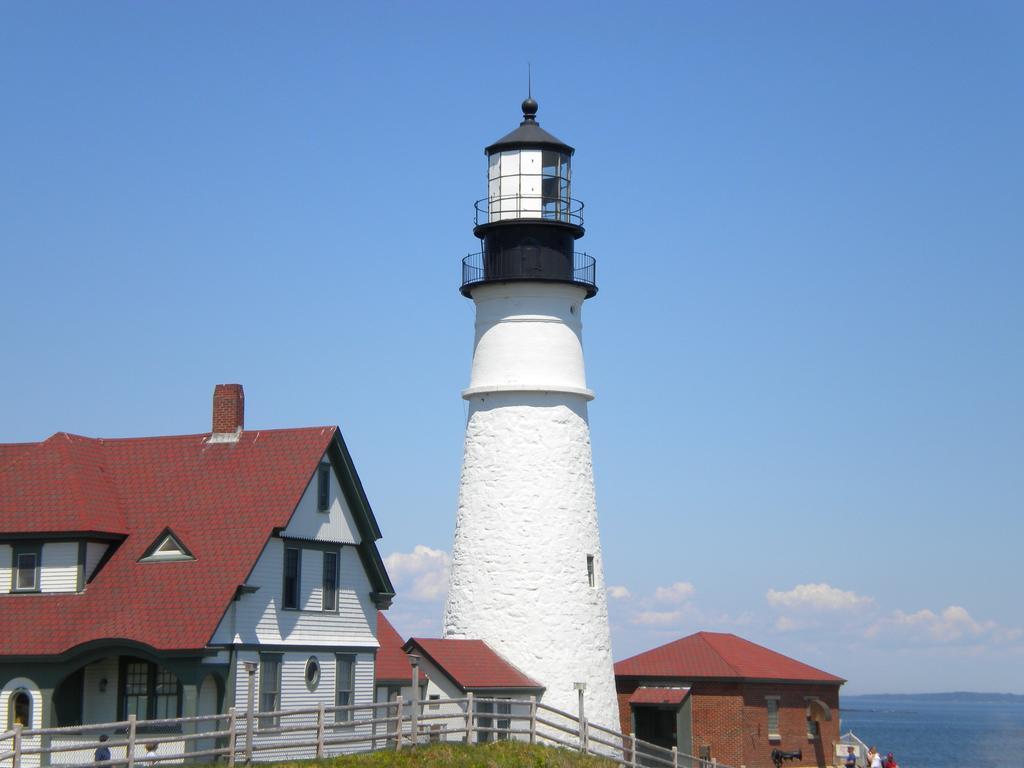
[839,695,1024,768]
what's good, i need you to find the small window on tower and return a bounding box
[317,464,330,512]
[586,555,595,588]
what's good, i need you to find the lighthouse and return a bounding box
[443,97,618,731]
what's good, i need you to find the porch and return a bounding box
[2,646,228,766]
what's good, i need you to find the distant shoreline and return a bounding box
[843,692,1024,702]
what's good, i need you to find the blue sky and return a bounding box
[2,2,1021,694]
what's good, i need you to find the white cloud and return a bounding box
[865,605,1002,644]
[607,585,632,600]
[766,583,873,611]
[631,610,684,626]
[384,545,450,602]
[654,582,696,604]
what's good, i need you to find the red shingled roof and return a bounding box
[615,632,844,684]
[375,612,414,684]
[403,638,542,692]
[0,427,338,656]
[629,687,690,705]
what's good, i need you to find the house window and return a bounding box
[154,669,179,719]
[807,716,820,739]
[335,654,355,722]
[283,547,301,609]
[323,551,339,612]
[120,660,181,721]
[124,661,149,719]
[496,700,511,740]
[766,696,781,739]
[140,530,193,562]
[12,545,41,592]
[305,657,321,692]
[586,555,595,588]
[258,654,282,728]
[8,690,31,728]
[317,463,330,512]
[476,700,494,743]
[477,699,510,742]
[429,694,440,710]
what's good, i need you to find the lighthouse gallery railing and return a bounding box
[462,251,596,292]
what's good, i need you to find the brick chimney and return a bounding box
[212,384,244,436]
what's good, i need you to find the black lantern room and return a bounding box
[461,98,597,298]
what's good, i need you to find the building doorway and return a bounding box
[634,705,677,750]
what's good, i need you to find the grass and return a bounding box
[261,741,618,767]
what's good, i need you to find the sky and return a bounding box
[1,2,1022,695]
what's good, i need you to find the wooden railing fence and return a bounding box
[0,696,728,768]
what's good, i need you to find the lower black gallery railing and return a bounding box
[462,252,597,294]
[0,695,729,768]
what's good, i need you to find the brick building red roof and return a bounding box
[0,425,391,657]
[615,632,844,684]
[375,612,414,684]
[403,638,542,692]
[629,687,690,705]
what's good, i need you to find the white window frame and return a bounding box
[12,545,41,592]
[335,654,355,722]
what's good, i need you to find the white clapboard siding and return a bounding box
[232,651,376,759]
[40,541,79,592]
[85,541,109,581]
[280,452,362,544]
[0,544,11,592]
[211,539,377,646]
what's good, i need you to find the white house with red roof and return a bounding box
[373,611,542,744]
[402,636,543,744]
[0,385,394,760]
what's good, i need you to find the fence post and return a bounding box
[465,692,474,745]
[672,745,678,768]
[316,702,325,759]
[394,697,403,751]
[409,688,418,748]
[528,695,536,745]
[12,724,21,768]
[629,733,637,768]
[227,708,237,768]
[126,714,137,768]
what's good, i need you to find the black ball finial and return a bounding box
[521,97,538,121]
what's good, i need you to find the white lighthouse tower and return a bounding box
[443,97,618,731]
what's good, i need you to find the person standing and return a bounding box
[94,735,111,766]
[845,746,858,768]
[868,746,884,768]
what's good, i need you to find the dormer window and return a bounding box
[317,463,330,512]
[12,545,41,592]
[139,529,194,562]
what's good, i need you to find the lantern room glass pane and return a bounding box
[499,151,520,176]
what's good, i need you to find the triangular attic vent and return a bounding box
[140,529,194,562]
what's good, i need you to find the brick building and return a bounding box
[615,632,844,768]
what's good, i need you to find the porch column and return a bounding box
[39,687,55,767]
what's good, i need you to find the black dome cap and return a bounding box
[484,98,574,156]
